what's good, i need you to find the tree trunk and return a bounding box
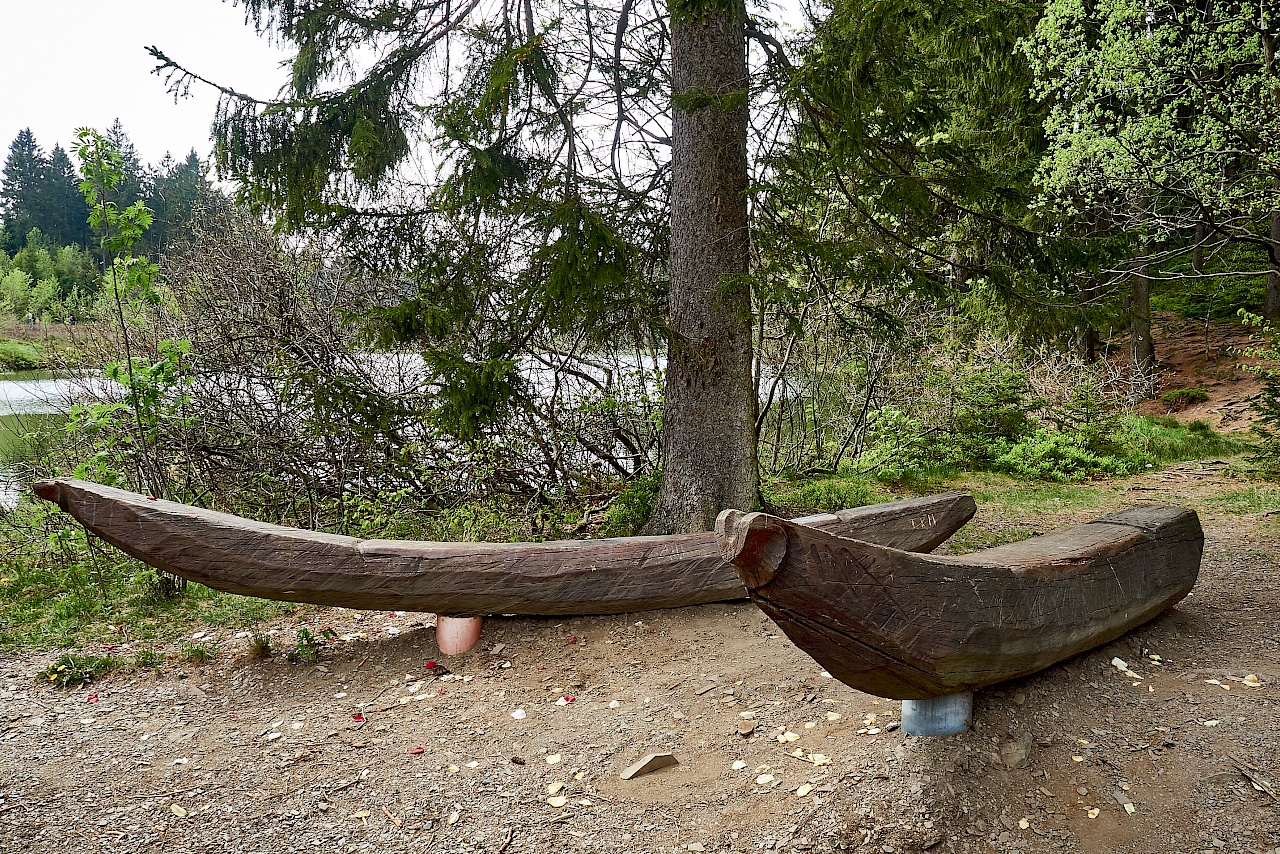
[1076,326,1098,364]
[645,0,756,534]
[1263,27,1279,321]
[1130,247,1156,400]
[1076,280,1099,363]
[1266,176,1280,322]
[1192,221,1205,275]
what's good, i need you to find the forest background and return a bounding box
[0,0,1277,659]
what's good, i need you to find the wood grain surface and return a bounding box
[717,505,1203,699]
[33,479,976,617]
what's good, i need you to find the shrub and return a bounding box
[949,366,1041,468]
[996,429,1148,481]
[857,407,936,480]
[1159,388,1209,409]
[286,628,321,663]
[785,476,883,511]
[598,472,661,536]
[1046,386,1128,457]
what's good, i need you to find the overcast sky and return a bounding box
[1,1,291,168]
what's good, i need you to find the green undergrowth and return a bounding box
[0,500,305,651]
[983,416,1245,482]
[766,416,1247,514]
[1123,416,1247,463]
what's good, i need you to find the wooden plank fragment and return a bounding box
[619,752,678,780]
[32,479,976,618]
[717,506,1203,700]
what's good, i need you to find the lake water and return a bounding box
[0,371,93,509]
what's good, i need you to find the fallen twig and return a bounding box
[1230,755,1280,804]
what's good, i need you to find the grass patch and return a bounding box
[944,524,1042,555]
[1207,485,1280,516]
[1121,416,1249,465]
[133,648,165,669]
[0,570,302,652]
[1159,388,1209,408]
[178,639,218,664]
[0,339,45,371]
[958,473,1113,516]
[248,631,272,659]
[38,652,121,687]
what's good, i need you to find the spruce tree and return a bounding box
[46,144,91,248]
[0,129,50,254]
[103,119,147,212]
[146,150,212,253]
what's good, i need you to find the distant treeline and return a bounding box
[0,121,222,321]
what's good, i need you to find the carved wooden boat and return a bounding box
[716,506,1203,699]
[33,478,976,617]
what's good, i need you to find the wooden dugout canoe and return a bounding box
[32,478,976,617]
[717,506,1203,699]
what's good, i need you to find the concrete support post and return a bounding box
[902,692,973,736]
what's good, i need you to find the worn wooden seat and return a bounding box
[34,478,976,617]
[717,506,1203,699]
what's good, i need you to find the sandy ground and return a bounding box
[2,468,1278,854]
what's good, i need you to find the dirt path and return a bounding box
[2,472,1279,854]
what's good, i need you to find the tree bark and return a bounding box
[646,0,757,534]
[1130,246,1156,400]
[1076,325,1098,364]
[1076,280,1099,363]
[1266,175,1280,322]
[1192,221,1205,275]
[1263,25,1279,321]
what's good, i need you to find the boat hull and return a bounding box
[717,506,1203,699]
[33,478,976,617]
